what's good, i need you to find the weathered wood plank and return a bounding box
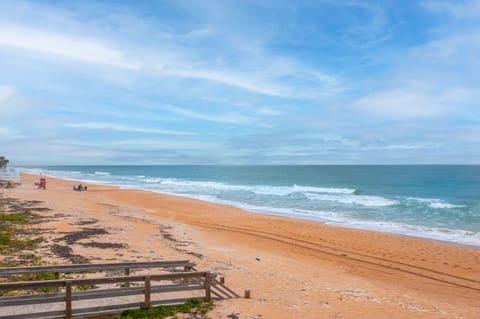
[205,272,211,302]
[0,260,195,276]
[72,298,206,319]
[151,284,204,294]
[65,281,72,319]
[71,284,203,301]
[0,280,65,290]
[144,276,151,309]
[0,271,208,291]
[0,293,64,306]
[0,269,211,319]
[72,287,144,300]
[0,310,65,319]
[72,301,144,315]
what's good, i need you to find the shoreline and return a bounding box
[2,173,480,318]
[25,170,480,249]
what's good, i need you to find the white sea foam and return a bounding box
[429,202,464,209]
[407,197,464,209]
[19,167,478,247]
[305,193,398,207]
[94,171,110,176]
[344,220,480,247]
[167,193,480,246]
[146,178,356,196]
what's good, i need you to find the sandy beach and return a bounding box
[2,173,479,319]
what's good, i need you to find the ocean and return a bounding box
[21,165,480,247]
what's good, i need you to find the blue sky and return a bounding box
[0,0,479,165]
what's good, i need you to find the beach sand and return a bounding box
[2,173,479,318]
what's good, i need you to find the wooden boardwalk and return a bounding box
[0,261,237,319]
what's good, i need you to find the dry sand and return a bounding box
[2,173,479,318]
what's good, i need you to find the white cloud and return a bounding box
[64,122,195,136]
[0,126,13,137]
[423,0,480,18]
[0,23,339,98]
[408,32,480,73]
[354,86,470,118]
[0,24,140,70]
[159,64,341,98]
[255,107,283,116]
[111,139,216,150]
[0,85,14,103]
[360,143,434,151]
[164,104,251,124]
[161,68,289,97]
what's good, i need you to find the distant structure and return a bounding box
[0,156,20,186]
[0,156,8,169]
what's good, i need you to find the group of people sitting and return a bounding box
[73,184,88,191]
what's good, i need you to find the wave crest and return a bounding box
[305,193,398,207]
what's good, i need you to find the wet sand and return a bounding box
[2,173,480,318]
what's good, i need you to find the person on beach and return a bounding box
[73,184,85,191]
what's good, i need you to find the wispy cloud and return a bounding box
[410,33,480,68]
[0,126,16,138]
[0,85,14,102]
[0,23,340,99]
[422,0,480,18]
[0,24,140,69]
[354,86,471,118]
[163,104,251,125]
[338,1,391,48]
[1,1,479,164]
[111,138,216,150]
[64,122,195,136]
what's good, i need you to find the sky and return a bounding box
[0,0,479,165]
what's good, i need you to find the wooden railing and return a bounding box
[0,261,214,319]
[0,260,196,279]
[0,272,211,319]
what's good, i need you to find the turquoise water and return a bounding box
[23,165,480,246]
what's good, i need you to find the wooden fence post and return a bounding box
[54,272,60,294]
[144,276,151,309]
[205,272,211,302]
[124,268,130,288]
[65,281,72,319]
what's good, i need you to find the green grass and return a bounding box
[0,212,30,224]
[119,298,212,319]
[0,210,42,254]
[0,201,48,295]
[0,233,11,245]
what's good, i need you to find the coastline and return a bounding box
[20,166,480,248]
[2,173,480,318]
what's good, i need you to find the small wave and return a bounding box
[347,221,480,247]
[429,202,465,209]
[305,193,398,207]
[148,179,356,196]
[292,184,356,194]
[407,197,464,209]
[94,171,111,176]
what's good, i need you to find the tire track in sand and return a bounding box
[190,221,480,293]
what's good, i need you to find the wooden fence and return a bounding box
[0,260,196,279]
[0,261,214,319]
